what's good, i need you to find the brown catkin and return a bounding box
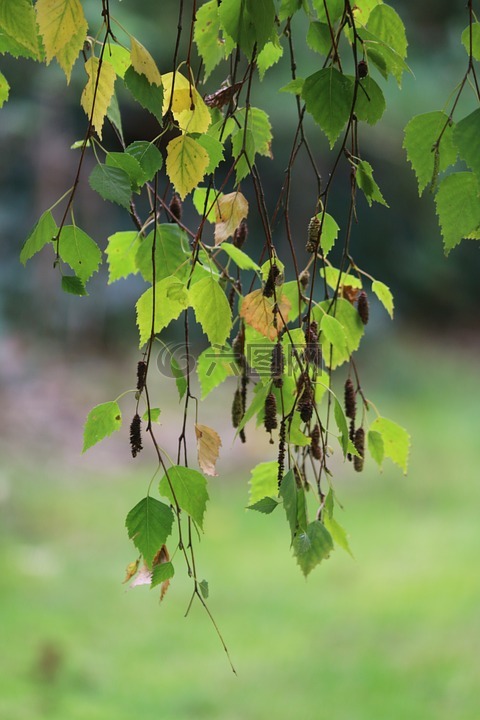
[263,263,280,298]
[305,321,321,366]
[298,375,314,423]
[271,342,284,388]
[264,392,278,434]
[233,220,248,248]
[231,389,243,428]
[344,378,356,420]
[136,361,147,392]
[299,269,310,289]
[228,285,236,312]
[169,193,182,222]
[347,418,355,461]
[357,291,369,325]
[310,423,322,461]
[358,59,368,78]
[239,371,249,444]
[232,326,246,368]
[277,419,286,486]
[353,427,365,472]
[130,414,143,458]
[306,215,321,253]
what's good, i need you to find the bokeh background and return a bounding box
[1,2,479,718]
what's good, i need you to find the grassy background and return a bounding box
[1,334,479,720]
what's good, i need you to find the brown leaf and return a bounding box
[239,289,291,341]
[342,285,360,304]
[214,191,249,244]
[195,423,222,477]
[153,544,171,603]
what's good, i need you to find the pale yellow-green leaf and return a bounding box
[130,36,162,86]
[162,71,211,134]
[80,56,116,138]
[195,424,222,477]
[136,276,189,347]
[0,71,9,108]
[55,21,87,82]
[166,134,209,199]
[214,191,249,244]
[36,0,87,64]
[372,280,394,318]
[0,0,41,58]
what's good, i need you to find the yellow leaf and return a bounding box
[122,558,139,584]
[214,192,249,244]
[166,135,209,199]
[162,71,211,134]
[56,21,87,83]
[130,36,162,86]
[80,56,116,138]
[36,0,87,65]
[195,424,222,477]
[240,289,291,341]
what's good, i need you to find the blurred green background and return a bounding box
[1,2,479,719]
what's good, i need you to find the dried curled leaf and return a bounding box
[214,191,249,244]
[122,558,140,584]
[195,423,222,477]
[240,289,291,341]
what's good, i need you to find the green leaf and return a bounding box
[195,134,225,175]
[171,356,187,400]
[372,280,394,318]
[219,243,260,271]
[142,407,161,424]
[435,172,480,254]
[333,396,349,455]
[364,4,408,85]
[249,460,279,505]
[106,44,131,78]
[356,159,388,207]
[135,224,189,284]
[461,22,480,61]
[83,401,122,452]
[126,497,174,568]
[0,0,41,58]
[354,75,386,125]
[369,417,410,474]
[20,210,58,265]
[278,0,303,21]
[231,107,273,182]
[320,314,347,355]
[106,151,145,189]
[314,298,364,369]
[151,561,175,588]
[247,497,279,514]
[166,134,209,199]
[193,187,221,222]
[318,212,340,255]
[237,380,270,432]
[0,29,39,59]
[367,429,384,467]
[302,68,354,147]
[58,226,102,283]
[61,275,87,296]
[126,141,163,181]
[194,0,224,79]
[231,127,256,183]
[136,276,189,346]
[124,66,164,122]
[197,345,236,399]
[159,465,209,529]
[453,108,480,180]
[189,276,232,346]
[320,266,362,290]
[0,70,9,107]
[257,37,283,80]
[403,112,458,195]
[105,231,140,283]
[279,78,304,95]
[106,93,123,143]
[323,512,353,557]
[312,0,344,23]
[293,521,333,577]
[218,0,275,58]
[89,164,132,209]
[306,22,331,56]
[279,469,308,540]
[199,579,209,599]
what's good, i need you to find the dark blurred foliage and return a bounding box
[0,0,478,354]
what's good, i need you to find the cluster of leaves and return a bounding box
[3,0,478,656]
